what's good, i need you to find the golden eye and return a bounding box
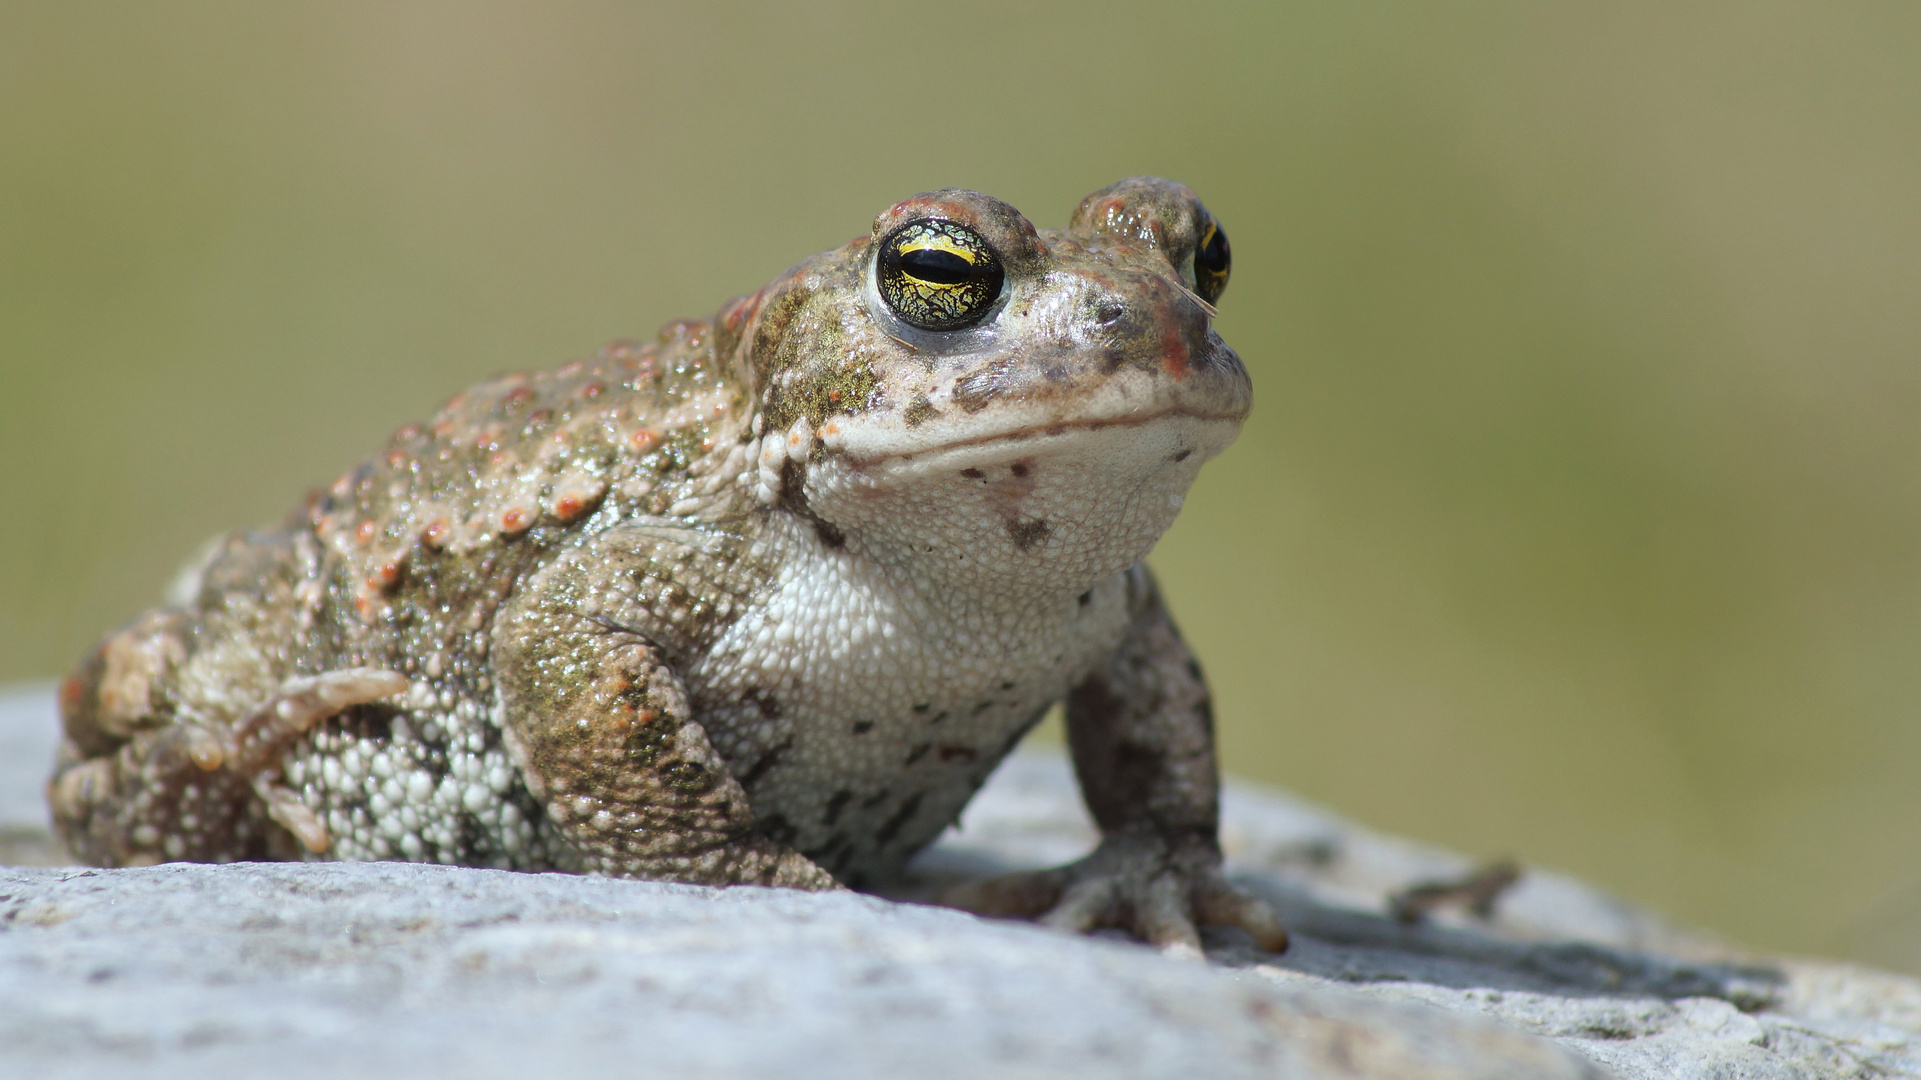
[1194,216,1231,304]
[876,219,1004,331]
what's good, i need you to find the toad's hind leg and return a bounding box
[496,617,833,888]
[494,545,834,889]
[51,621,407,867]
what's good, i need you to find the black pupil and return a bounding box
[1198,227,1229,274]
[899,247,977,285]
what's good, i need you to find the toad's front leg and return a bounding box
[494,534,835,889]
[942,566,1288,957]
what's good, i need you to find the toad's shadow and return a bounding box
[887,845,1785,1013]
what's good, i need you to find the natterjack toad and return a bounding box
[50,177,1285,954]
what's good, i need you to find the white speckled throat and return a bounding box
[798,409,1240,607]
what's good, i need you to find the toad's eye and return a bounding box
[1194,216,1230,304]
[877,219,1004,331]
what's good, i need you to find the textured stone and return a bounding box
[4,683,1917,1078]
[1,861,1602,1080]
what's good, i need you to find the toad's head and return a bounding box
[731,177,1251,599]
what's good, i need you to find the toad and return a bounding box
[50,177,1284,955]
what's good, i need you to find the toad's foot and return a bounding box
[1388,859,1521,924]
[936,833,1289,959]
[51,668,408,865]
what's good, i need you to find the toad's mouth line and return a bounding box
[834,406,1245,470]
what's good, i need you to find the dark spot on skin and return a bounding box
[903,395,938,427]
[742,689,781,719]
[736,737,792,788]
[874,792,924,846]
[960,468,984,480]
[1006,518,1050,550]
[999,681,1016,691]
[759,813,798,845]
[1009,462,1029,479]
[624,720,672,768]
[1079,590,1092,606]
[1186,659,1204,681]
[814,519,846,549]
[938,745,978,763]
[664,761,715,794]
[851,720,874,735]
[912,703,931,713]
[928,710,948,724]
[972,701,993,717]
[1170,449,1192,462]
[822,790,853,826]
[860,789,891,810]
[904,742,931,765]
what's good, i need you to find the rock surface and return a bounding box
[3,683,1917,1078]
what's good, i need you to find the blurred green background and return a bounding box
[4,3,1918,967]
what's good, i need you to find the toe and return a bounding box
[1196,881,1289,954]
[1039,877,1117,934]
[1138,875,1204,959]
[254,776,330,853]
[232,668,409,772]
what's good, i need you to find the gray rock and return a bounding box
[1,861,1601,1080]
[0,681,64,867]
[2,684,1915,1078]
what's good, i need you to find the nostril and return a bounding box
[1095,303,1125,325]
